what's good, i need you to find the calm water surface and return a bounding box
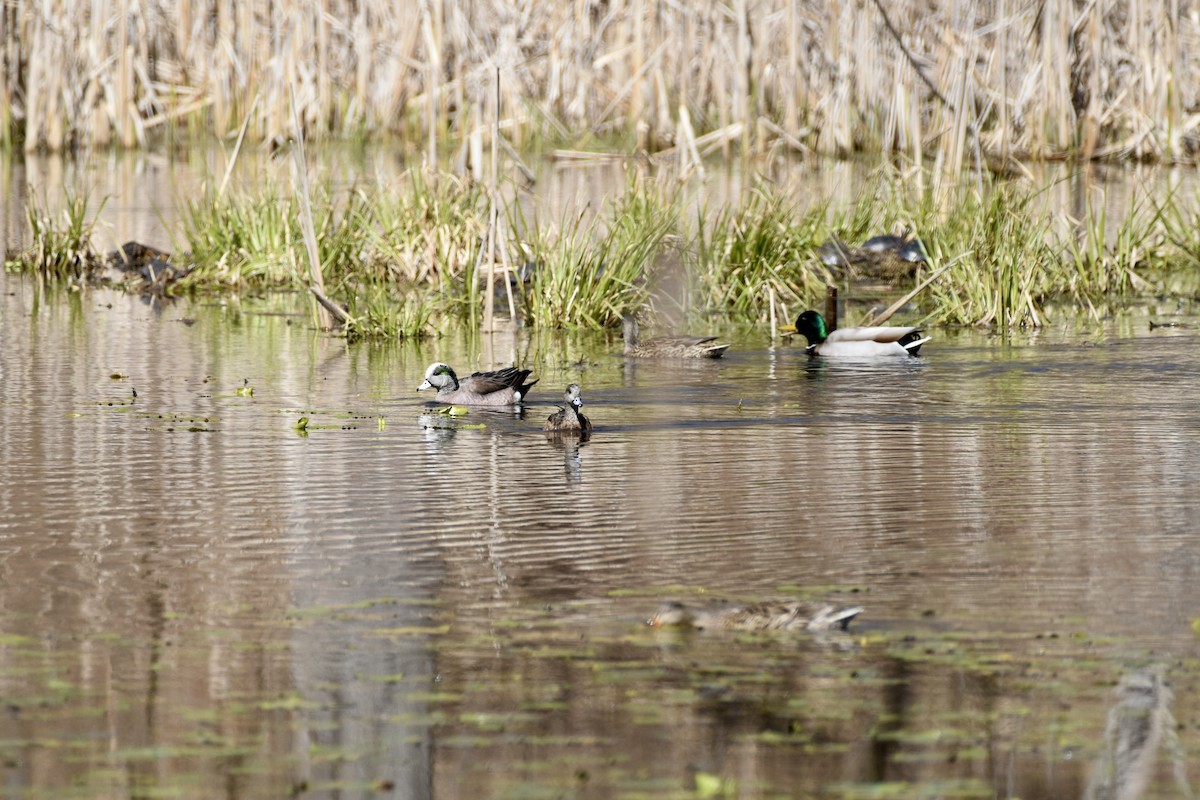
[2,275,1200,798]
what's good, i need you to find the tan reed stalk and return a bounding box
[289,94,336,331]
[219,94,260,199]
[177,0,191,74]
[469,100,483,182]
[998,0,1009,162]
[22,14,41,153]
[422,0,439,168]
[0,10,8,147]
[633,0,645,147]
[682,4,694,124]
[318,0,330,130]
[735,0,750,155]
[44,4,65,151]
[1077,2,1100,160]
[117,0,136,148]
[483,69,500,333]
[495,213,517,321]
[213,0,233,133]
[1167,0,1182,154]
[785,0,797,134]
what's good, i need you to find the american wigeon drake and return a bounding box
[544,384,592,433]
[647,600,863,632]
[417,362,537,406]
[622,315,730,359]
[792,310,929,358]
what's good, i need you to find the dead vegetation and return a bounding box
[3,1,1199,167]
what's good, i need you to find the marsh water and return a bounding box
[2,270,1200,799]
[4,147,1200,799]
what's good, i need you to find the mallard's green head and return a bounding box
[794,310,828,346]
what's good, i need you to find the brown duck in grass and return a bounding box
[417,362,537,406]
[622,315,730,359]
[647,599,864,632]
[544,384,592,434]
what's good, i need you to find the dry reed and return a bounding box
[3,2,1199,168]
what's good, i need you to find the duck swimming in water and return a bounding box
[623,315,731,359]
[791,310,929,358]
[544,384,592,434]
[417,362,537,405]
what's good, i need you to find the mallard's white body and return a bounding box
[815,326,930,358]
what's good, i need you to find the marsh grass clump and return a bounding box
[924,186,1058,327]
[178,184,301,288]
[343,288,434,341]
[691,188,830,321]
[178,182,372,290]
[18,191,105,282]
[368,172,486,296]
[1151,188,1200,274]
[923,183,1180,326]
[514,182,676,329]
[1060,195,1165,302]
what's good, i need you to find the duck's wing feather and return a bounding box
[646,335,718,347]
[460,367,524,395]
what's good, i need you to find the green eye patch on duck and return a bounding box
[417,362,538,406]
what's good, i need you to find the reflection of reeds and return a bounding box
[6,3,1200,164]
[1085,668,1189,800]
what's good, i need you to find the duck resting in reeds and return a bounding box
[622,315,730,359]
[544,384,592,434]
[417,362,537,406]
[790,310,929,358]
[817,233,927,281]
[647,599,864,632]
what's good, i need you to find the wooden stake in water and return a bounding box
[824,285,838,332]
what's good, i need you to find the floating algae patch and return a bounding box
[306,743,370,764]
[285,596,441,623]
[385,710,447,727]
[830,779,994,799]
[283,407,384,432]
[143,412,219,432]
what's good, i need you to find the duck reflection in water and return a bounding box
[545,433,587,482]
[647,600,863,632]
[1085,667,1190,800]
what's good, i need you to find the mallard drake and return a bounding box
[417,362,537,406]
[647,600,864,632]
[544,384,592,433]
[792,310,929,358]
[623,315,730,359]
